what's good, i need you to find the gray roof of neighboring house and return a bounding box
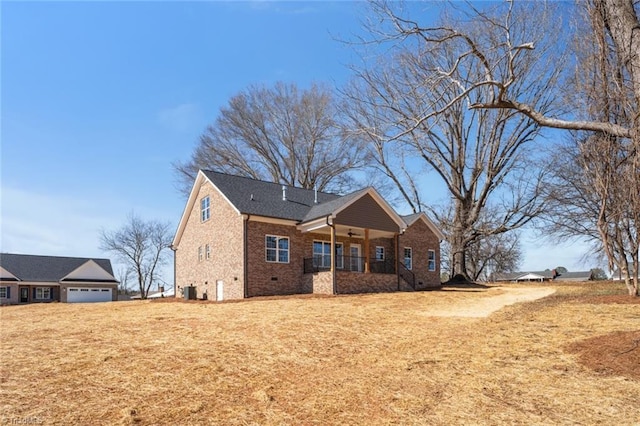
[493,270,594,282]
[202,170,341,222]
[554,271,594,281]
[0,253,115,282]
[611,269,640,279]
[493,270,555,281]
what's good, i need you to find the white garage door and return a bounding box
[67,288,112,303]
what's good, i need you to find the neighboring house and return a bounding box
[171,170,444,301]
[493,269,594,283]
[130,287,175,299]
[148,287,174,299]
[611,269,640,281]
[0,253,119,305]
[554,271,595,282]
[493,271,556,283]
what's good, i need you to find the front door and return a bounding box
[20,287,29,303]
[350,244,362,272]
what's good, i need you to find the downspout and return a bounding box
[397,227,406,291]
[244,214,250,298]
[171,245,177,298]
[396,233,400,291]
[326,215,336,295]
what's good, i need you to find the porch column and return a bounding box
[330,226,335,273]
[394,233,399,274]
[364,228,370,273]
[331,225,337,295]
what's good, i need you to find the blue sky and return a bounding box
[1,1,597,282]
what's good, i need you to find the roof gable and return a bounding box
[302,188,369,223]
[0,253,115,283]
[401,212,445,240]
[334,193,401,232]
[61,259,117,282]
[0,266,19,281]
[300,187,406,232]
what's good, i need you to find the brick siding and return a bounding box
[336,271,397,294]
[246,221,307,297]
[174,179,441,299]
[174,180,245,300]
[399,219,441,288]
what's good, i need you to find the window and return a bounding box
[313,241,343,269]
[266,235,289,263]
[200,196,210,222]
[335,243,344,269]
[0,287,7,298]
[404,248,413,270]
[205,244,211,260]
[35,287,51,300]
[428,250,436,271]
[198,246,203,262]
[375,246,385,261]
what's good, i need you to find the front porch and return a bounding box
[18,284,60,303]
[297,187,416,295]
[303,254,416,295]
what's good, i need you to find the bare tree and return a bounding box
[100,213,172,299]
[544,135,639,296]
[541,0,640,295]
[358,0,639,294]
[436,204,523,281]
[345,2,558,281]
[466,232,522,282]
[365,0,638,138]
[115,266,133,295]
[175,82,364,196]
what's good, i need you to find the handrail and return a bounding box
[398,262,416,290]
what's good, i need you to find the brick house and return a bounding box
[0,253,119,304]
[171,170,444,301]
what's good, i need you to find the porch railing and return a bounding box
[303,256,395,275]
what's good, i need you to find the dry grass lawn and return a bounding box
[1,281,639,425]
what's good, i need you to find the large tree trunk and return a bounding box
[601,0,640,108]
[450,236,469,282]
[449,201,473,283]
[630,257,640,296]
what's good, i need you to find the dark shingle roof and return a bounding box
[202,170,341,221]
[401,213,422,225]
[0,253,115,282]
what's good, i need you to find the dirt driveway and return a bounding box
[425,286,556,318]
